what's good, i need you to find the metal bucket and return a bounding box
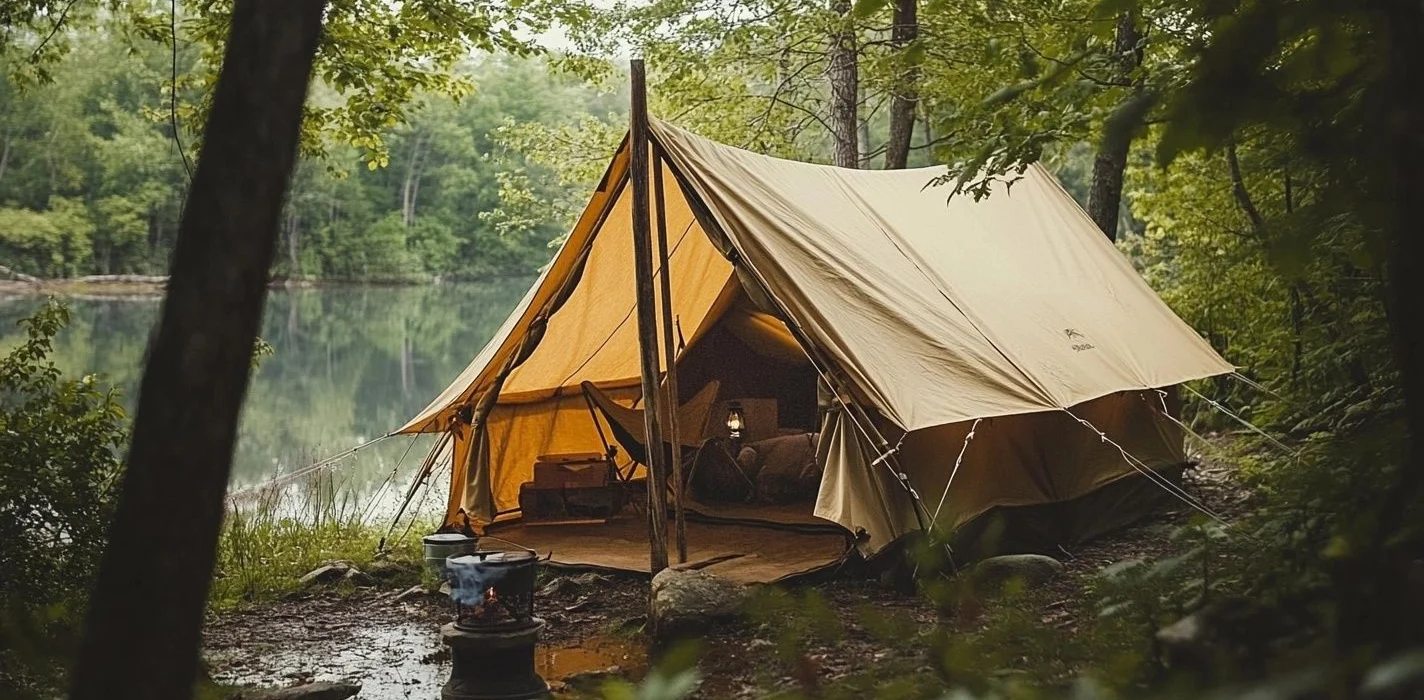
[422,533,477,576]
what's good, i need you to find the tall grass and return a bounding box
[212,470,433,610]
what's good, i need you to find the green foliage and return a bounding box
[0,25,616,280]
[0,299,126,694]
[212,475,427,609]
[0,199,94,277]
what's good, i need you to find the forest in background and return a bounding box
[2,0,1421,697]
[0,7,1137,284]
[0,16,628,281]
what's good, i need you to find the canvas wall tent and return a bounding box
[394,119,1233,581]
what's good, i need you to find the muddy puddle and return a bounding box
[207,617,646,698]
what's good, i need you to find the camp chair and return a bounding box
[579,379,721,479]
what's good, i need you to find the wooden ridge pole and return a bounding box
[629,58,670,574]
[653,147,688,563]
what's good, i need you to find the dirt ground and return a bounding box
[203,458,1248,699]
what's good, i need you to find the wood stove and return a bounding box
[442,549,548,700]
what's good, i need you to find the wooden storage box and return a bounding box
[533,453,613,489]
[519,482,624,523]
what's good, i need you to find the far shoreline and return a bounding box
[0,274,536,300]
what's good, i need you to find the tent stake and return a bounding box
[629,59,671,574]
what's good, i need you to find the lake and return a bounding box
[0,280,533,521]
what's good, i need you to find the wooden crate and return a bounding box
[532,454,614,489]
[518,482,624,524]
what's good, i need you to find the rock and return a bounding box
[341,567,376,586]
[239,680,361,700]
[570,572,611,586]
[969,554,1065,592]
[393,584,427,602]
[365,558,412,579]
[537,576,579,597]
[650,569,746,639]
[298,564,347,587]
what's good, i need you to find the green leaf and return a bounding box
[852,0,889,19]
[982,80,1038,108]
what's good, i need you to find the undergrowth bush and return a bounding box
[0,299,127,696]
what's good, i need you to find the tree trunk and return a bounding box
[148,208,160,251]
[0,129,12,184]
[828,0,859,169]
[67,3,324,699]
[401,132,427,228]
[45,121,58,196]
[884,0,918,170]
[1340,0,1424,654]
[1085,13,1141,241]
[858,97,872,168]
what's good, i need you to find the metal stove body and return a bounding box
[442,550,548,700]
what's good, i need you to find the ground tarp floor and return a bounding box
[484,505,852,584]
[478,465,1188,584]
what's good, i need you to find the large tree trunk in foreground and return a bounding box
[69,2,324,699]
[884,0,918,170]
[828,0,859,169]
[1340,0,1424,654]
[1086,13,1141,241]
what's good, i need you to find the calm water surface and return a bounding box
[0,280,531,518]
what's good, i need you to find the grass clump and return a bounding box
[211,474,430,609]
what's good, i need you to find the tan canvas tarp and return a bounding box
[397,118,1232,559]
[652,120,1233,430]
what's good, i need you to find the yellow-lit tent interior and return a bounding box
[394,119,1234,583]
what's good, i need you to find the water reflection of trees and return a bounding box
[0,280,530,504]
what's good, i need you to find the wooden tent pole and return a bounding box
[653,147,688,563]
[629,58,671,574]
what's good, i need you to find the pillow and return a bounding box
[753,433,821,504]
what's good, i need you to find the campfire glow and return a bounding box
[460,586,511,625]
[447,551,536,631]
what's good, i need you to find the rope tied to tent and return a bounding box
[379,428,455,552]
[225,434,393,501]
[873,434,926,502]
[1181,385,1299,458]
[358,433,422,527]
[1229,371,1287,401]
[931,417,982,525]
[1061,407,1233,529]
